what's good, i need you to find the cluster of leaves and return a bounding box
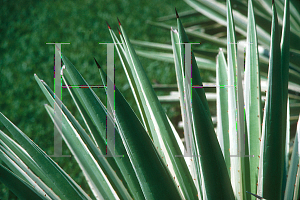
[0,0,300,200]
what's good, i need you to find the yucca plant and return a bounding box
[0,0,299,200]
[133,0,300,114]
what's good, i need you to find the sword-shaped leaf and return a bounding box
[244,0,262,197]
[97,60,183,200]
[0,113,89,200]
[281,0,291,195]
[216,49,230,176]
[226,0,243,198]
[284,115,300,200]
[192,87,234,199]
[116,19,198,199]
[0,137,58,199]
[0,164,46,200]
[58,54,145,200]
[258,2,285,199]
[35,75,133,200]
[44,104,119,200]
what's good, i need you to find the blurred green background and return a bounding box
[0,0,197,199]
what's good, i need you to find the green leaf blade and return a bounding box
[44,104,119,200]
[284,115,300,200]
[226,0,243,199]
[45,56,145,200]
[281,0,291,195]
[0,112,86,200]
[118,22,198,200]
[258,3,285,199]
[0,164,46,200]
[216,49,230,176]
[114,89,182,200]
[192,88,235,199]
[244,0,262,197]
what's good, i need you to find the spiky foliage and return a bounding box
[0,0,299,200]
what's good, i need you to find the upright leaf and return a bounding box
[108,28,152,137]
[59,55,145,200]
[97,63,183,200]
[184,0,271,47]
[281,0,290,193]
[117,20,198,200]
[226,0,243,199]
[176,11,215,199]
[192,87,235,199]
[244,0,262,197]
[216,49,230,175]
[176,11,212,121]
[171,25,203,198]
[284,115,300,200]
[258,2,285,199]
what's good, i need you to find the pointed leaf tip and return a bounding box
[117,27,121,35]
[175,8,179,18]
[106,21,111,29]
[93,58,101,69]
[117,17,121,25]
[246,191,264,199]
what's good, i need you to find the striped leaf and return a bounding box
[115,20,198,199]
[216,49,230,176]
[244,0,262,198]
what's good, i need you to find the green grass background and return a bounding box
[0,0,197,199]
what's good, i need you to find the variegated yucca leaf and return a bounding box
[1,0,300,199]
